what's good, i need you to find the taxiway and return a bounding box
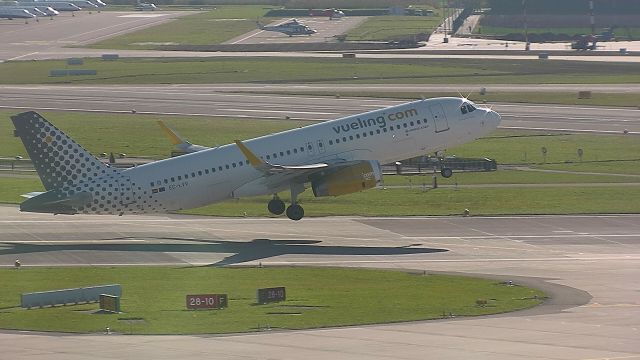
[0,206,638,359]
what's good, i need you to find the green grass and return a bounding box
[0,110,301,159]
[0,267,544,334]
[475,26,640,39]
[2,57,640,85]
[181,186,640,217]
[345,15,442,41]
[88,5,275,50]
[383,170,640,186]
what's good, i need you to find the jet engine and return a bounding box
[311,160,383,197]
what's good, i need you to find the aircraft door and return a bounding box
[429,104,450,133]
[306,141,315,155]
[317,139,326,154]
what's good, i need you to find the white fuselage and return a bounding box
[106,97,498,215]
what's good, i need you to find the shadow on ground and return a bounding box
[0,238,448,266]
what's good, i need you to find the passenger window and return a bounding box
[287,150,291,155]
[336,138,340,143]
[232,163,236,168]
[356,134,360,139]
[225,164,230,169]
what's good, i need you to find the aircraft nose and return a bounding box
[486,109,501,128]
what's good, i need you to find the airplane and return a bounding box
[0,7,36,20]
[1,4,52,17]
[11,97,501,221]
[14,1,80,12]
[34,0,98,9]
[257,18,317,37]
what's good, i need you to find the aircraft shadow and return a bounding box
[0,238,448,267]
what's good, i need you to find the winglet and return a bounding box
[157,121,186,146]
[234,140,264,167]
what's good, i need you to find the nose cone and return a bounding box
[486,110,501,129]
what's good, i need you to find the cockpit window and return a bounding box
[461,102,476,114]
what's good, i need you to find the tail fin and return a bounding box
[11,111,118,191]
[157,120,190,146]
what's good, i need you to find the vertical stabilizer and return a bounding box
[11,111,118,191]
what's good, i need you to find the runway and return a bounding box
[1,85,638,134]
[0,205,639,359]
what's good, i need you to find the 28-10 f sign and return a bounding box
[186,294,227,310]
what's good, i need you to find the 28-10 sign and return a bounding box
[186,294,227,310]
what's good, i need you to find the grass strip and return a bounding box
[2,57,640,85]
[0,267,544,334]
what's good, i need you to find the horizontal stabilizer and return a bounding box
[21,192,45,199]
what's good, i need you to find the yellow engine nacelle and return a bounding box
[311,160,383,197]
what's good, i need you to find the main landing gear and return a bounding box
[440,167,453,178]
[267,183,305,221]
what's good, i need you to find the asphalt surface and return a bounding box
[1,10,640,61]
[0,206,638,360]
[1,85,638,134]
[224,17,367,45]
[0,11,191,61]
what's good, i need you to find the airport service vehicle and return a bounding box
[16,1,80,12]
[12,98,500,220]
[0,6,35,19]
[257,18,317,36]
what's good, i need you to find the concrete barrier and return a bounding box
[101,54,119,61]
[21,284,122,309]
[67,58,83,65]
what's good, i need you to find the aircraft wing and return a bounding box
[234,140,329,175]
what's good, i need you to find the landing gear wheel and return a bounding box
[286,204,304,221]
[267,198,286,215]
[441,167,453,178]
